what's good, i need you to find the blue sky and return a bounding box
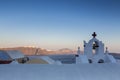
[0,0,120,52]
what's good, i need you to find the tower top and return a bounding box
[105,47,109,53]
[78,46,80,50]
[92,32,97,38]
[77,46,80,54]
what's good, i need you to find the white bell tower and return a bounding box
[76,32,116,64]
[84,32,104,58]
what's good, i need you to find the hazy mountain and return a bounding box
[0,47,76,55]
[1,47,119,58]
[56,48,75,54]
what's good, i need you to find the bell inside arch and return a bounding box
[92,42,99,49]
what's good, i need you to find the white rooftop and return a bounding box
[6,50,25,59]
[0,63,120,80]
[0,50,11,60]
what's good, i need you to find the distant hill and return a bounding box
[0,47,76,55]
[1,47,119,58]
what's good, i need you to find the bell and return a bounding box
[93,43,99,49]
[93,44,96,49]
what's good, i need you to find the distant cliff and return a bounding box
[0,47,76,55]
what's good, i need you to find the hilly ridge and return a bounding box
[0,47,76,55]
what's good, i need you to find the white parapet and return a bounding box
[106,55,116,63]
[76,55,89,64]
[1,63,120,80]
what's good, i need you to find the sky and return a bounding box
[0,0,120,52]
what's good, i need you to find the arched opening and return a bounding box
[92,41,99,55]
[98,59,104,63]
